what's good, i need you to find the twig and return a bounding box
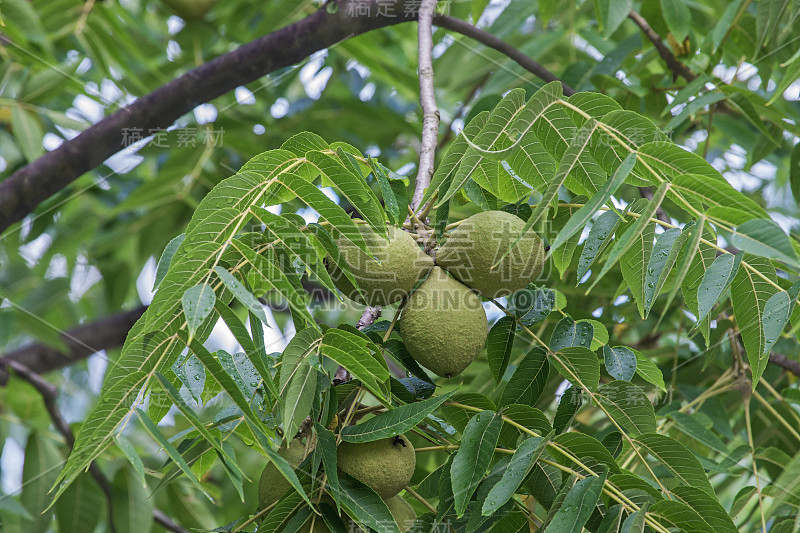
[2,360,189,533]
[437,72,491,149]
[628,10,696,82]
[409,0,441,217]
[769,352,800,378]
[355,306,382,330]
[433,15,576,96]
[153,509,191,533]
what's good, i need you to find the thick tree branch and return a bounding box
[434,15,575,96]
[628,10,696,82]
[0,305,146,384]
[0,279,335,382]
[0,0,417,236]
[769,352,800,378]
[0,2,577,236]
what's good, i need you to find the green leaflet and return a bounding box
[549,346,601,390]
[635,433,715,495]
[671,174,769,220]
[181,283,216,342]
[696,252,743,322]
[661,0,691,39]
[499,347,549,408]
[595,381,657,437]
[591,181,669,293]
[668,412,728,454]
[153,233,185,290]
[550,316,594,352]
[213,266,268,325]
[649,500,715,533]
[620,203,657,319]
[551,432,621,474]
[451,410,502,516]
[548,152,635,253]
[577,209,620,282]
[732,218,800,270]
[657,216,705,325]
[791,142,800,207]
[621,503,648,533]
[340,391,455,443]
[731,254,779,387]
[551,199,587,278]
[486,316,516,383]
[543,470,607,533]
[54,474,102,533]
[368,158,406,225]
[595,0,633,36]
[761,281,800,359]
[111,467,154,533]
[332,474,401,533]
[281,357,317,443]
[313,424,341,510]
[603,345,637,381]
[643,227,685,317]
[553,387,582,434]
[482,433,552,515]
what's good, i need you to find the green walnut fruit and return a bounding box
[258,439,308,510]
[397,267,488,377]
[436,210,545,299]
[327,224,434,306]
[162,0,217,20]
[385,496,417,532]
[337,435,416,498]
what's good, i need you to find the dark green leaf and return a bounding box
[482,433,551,515]
[487,316,516,383]
[543,470,607,533]
[451,410,503,516]
[603,345,637,381]
[341,391,455,442]
[499,347,549,408]
[595,381,657,437]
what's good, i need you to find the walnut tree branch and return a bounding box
[769,352,800,379]
[409,0,440,216]
[628,10,696,82]
[1,360,190,533]
[433,15,575,96]
[0,2,577,236]
[0,305,146,385]
[0,0,417,236]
